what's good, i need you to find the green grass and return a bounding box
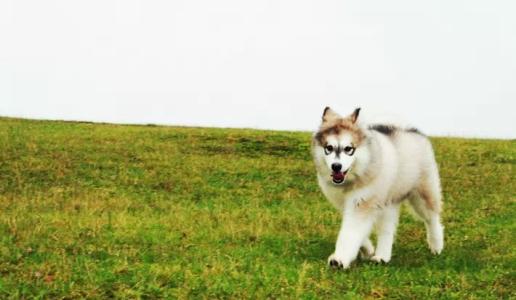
[0,117,514,299]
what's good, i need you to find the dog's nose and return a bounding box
[331,163,342,172]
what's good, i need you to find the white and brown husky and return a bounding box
[312,107,444,269]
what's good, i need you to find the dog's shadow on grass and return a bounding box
[255,235,334,263]
[297,238,335,262]
[264,234,486,273]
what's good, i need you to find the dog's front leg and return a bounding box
[328,207,376,269]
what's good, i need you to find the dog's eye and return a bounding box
[324,145,334,155]
[344,146,356,156]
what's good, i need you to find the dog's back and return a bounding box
[368,127,441,207]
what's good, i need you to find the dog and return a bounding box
[312,107,444,269]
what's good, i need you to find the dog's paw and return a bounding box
[359,244,375,260]
[427,224,444,255]
[429,242,443,255]
[370,255,391,264]
[427,236,443,255]
[327,253,350,269]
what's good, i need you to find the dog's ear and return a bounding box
[349,107,361,124]
[322,106,341,123]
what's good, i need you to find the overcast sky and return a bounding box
[0,0,515,138]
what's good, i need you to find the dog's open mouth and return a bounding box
[331,170,348,184]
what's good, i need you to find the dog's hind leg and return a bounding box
[359,238,375,259]
[409,171,444,254]
[371,204,400,263]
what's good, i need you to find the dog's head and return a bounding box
[313,107,366,185]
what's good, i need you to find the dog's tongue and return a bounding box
[332,172,345,181]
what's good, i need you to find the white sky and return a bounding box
[0,0,515,138]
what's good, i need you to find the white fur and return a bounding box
[314,115,444,269]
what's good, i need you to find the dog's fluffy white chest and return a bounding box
[317,174,349,210]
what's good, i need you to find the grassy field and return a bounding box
[0,117,514,299]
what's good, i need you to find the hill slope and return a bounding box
[0,117,514,299]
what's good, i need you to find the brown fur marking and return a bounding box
[314,118,366,147]
[418,187,440,213]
